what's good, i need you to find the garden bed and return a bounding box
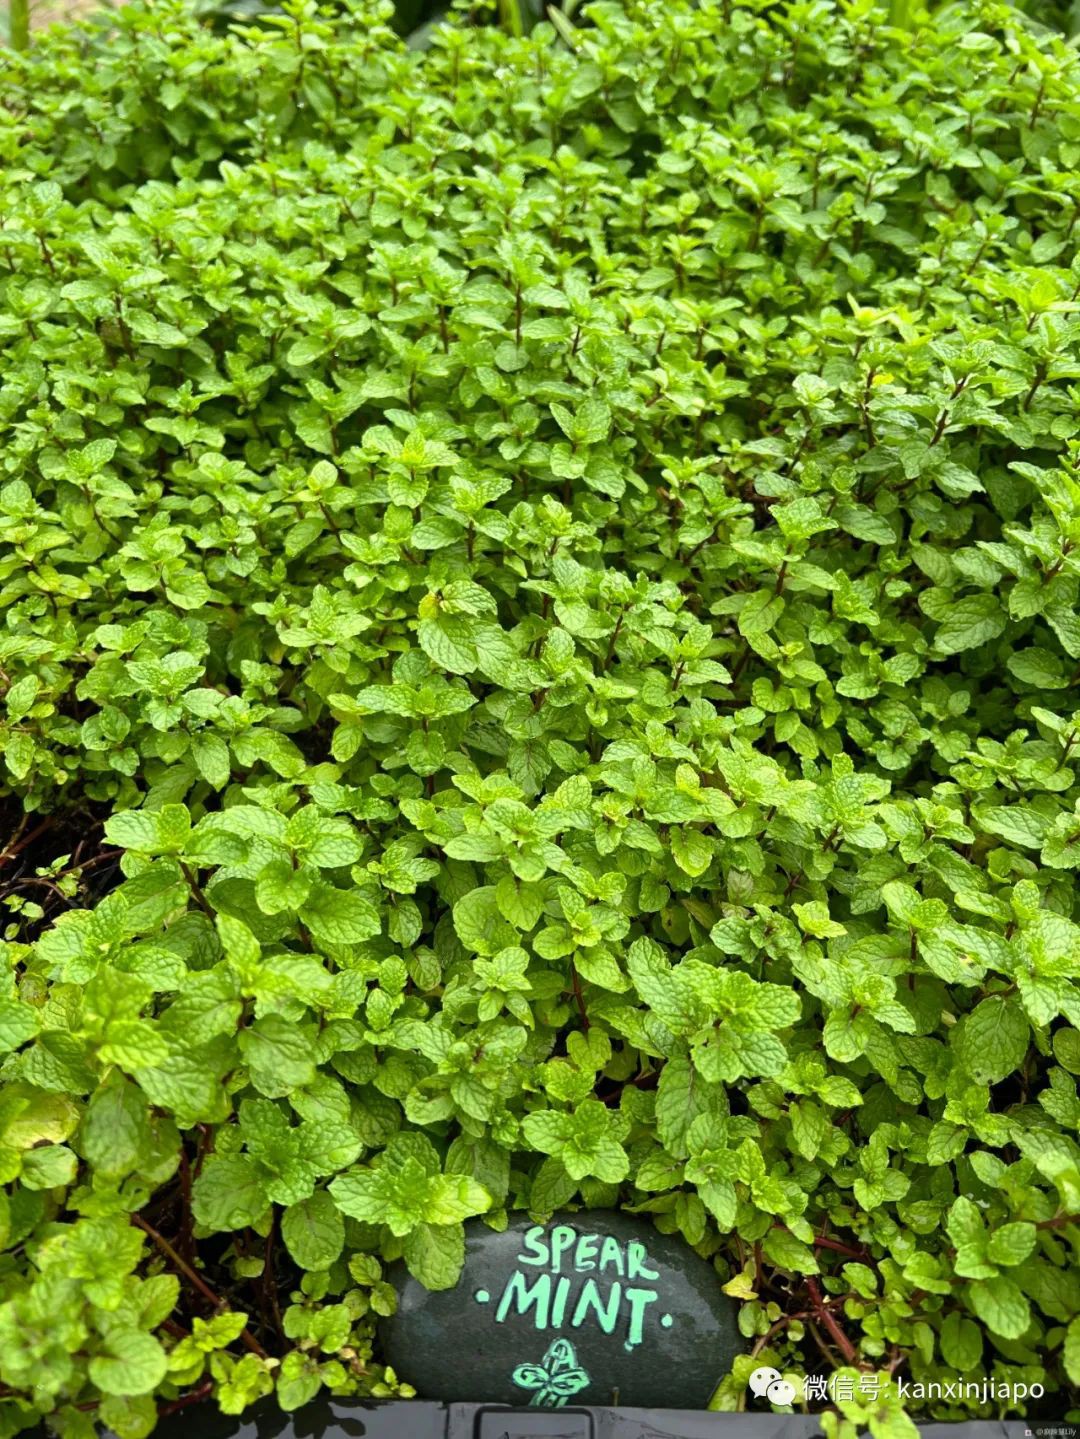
[1,0,1079,1433]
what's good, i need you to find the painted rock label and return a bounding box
[380,1212,740,1409]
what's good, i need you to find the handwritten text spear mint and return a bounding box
[477,1223,666,1352]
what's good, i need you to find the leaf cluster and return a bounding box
[1,0,1080,1432]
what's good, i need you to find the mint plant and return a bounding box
[2,0,1080,1432]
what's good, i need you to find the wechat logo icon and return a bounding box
[749,1366,798,1406]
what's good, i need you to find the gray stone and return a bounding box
[379,1212,741,1408]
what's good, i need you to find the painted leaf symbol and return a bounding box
[548,1369,590,1396]
[512,1364,549,1390]
[545,1338,579,1374]
[513,1338,591,1407]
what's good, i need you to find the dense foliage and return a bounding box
[2,0,1080,1432]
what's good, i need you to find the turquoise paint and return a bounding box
[627,1241,660,1281]
[571,1277,622,1335]
[574,1234,599,1272]
[518,1226,549,1267]
[550,1225,577,1271]
[512,1338,590,1407]
[551,1274,571,1327]
[624,1287,659,1350]
[482,1224,667,1354]
[496,1269,552,1327]
[598,1235,625,1276]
